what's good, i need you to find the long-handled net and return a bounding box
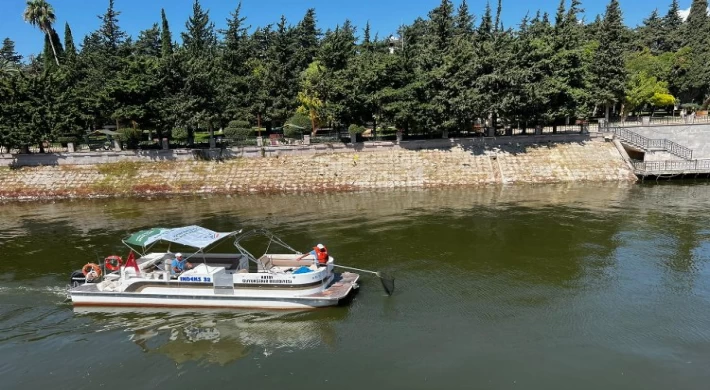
[333,265,395,296]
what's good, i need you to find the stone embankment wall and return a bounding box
[0,139,636,200]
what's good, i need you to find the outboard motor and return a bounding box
[69,270,86,287]
[69,269,100,287]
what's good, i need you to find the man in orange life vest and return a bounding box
[296,243,329,267]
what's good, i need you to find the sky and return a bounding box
[0,0,697,60]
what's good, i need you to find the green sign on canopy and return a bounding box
[123,228,169,247]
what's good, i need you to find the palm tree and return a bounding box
[23,0,59,66]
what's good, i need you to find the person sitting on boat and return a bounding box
[171,253,194,275]
[296,244,329,267]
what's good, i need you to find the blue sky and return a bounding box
[0,0,694,60]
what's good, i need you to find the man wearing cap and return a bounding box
[171,253,194,275]
[296,244,329,267]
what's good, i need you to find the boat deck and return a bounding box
[306,272,359,299]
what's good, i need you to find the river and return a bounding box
[1,182,710,389]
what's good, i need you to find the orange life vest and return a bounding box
[313,246,329,264]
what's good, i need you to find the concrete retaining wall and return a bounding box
[0,133,596,167]
[0,137,637,200]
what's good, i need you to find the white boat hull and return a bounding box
[70,272,360,310]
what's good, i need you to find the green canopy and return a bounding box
[123,226,239,250]
[123,228,170,247]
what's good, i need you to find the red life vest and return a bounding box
[313,246,329,264]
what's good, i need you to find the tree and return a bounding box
[590,0,627,123]
[98,0,128,56]
[1,38,23,64]
[293,9,320,72]
[676,0,710,104]
[63,23,76,60]
[23,0,60,65]
[182,0,217,55]
[298,61,326,135]
[661,0,683,53]
[454,0,475,36]
[636,9,664,53]
[135,24,161,57]
[220,1,253,122]
[160,9,173,58]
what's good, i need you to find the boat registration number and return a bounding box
[179,276,211,282]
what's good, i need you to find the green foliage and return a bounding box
[223,120,252,139]
[590,0,627,119]
[283,126,303,139]
[287,112,311,129]
[172,127,188,141]
[6,0,710,153]
[118,127,143,148]
[348,124,365,134]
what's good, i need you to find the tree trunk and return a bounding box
[372,117,377,141]
[310,108,317,137]
[605,103,610,130]
[46,31,60,66]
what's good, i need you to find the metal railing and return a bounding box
[611,127,693,160]
[634,159,710,173]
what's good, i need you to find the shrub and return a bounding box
[224,120,253,140]
[283,125,303,139]
[228,120,250,129]
[287,112,311,130]
[172,128,188,141]
[118,128,143,149]
[57,136,79,145]
[348,124,366,134]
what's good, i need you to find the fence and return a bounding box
[633,159,710,173]
[611,127,693,160]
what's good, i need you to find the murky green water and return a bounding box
[2,182,710,389]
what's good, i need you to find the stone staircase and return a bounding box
[608,127,710,176]
[611,127,693,160]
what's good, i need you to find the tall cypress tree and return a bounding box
[63,22,76,58]
[590,0,627,123]
[160,9,173,58]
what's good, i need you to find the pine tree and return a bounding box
[1,38,22,64]
[637,9,664,53]
[182,0,216,55]
[454,0,475,36]
[98,0,128,55]
[661,0,683,52]
[220,1,253,122]
[294,9,320,72]
[362,22,372,52]
[590,0,627,123]
[135,24,161,57]
[676,0,710,103]
[160,9,173,57]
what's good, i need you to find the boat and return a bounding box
[67,225,362,310]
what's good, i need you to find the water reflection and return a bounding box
[73,308,342,365]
